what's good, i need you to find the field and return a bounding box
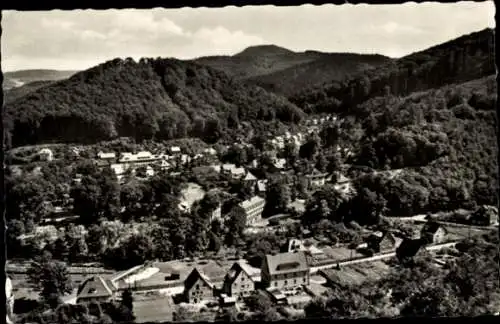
[133,294,175,323]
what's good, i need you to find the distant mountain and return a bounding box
[247,53,391,97]
[4,80,56,104]
[3,58,304,148]
[193,45,325,80]
[193,45,391,97]
[3,69,77,90]
[292,28,495,114]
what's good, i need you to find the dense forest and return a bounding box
[3,58,304,148]
[246,52,390,96]
[194,45,390,96]
[292,28,495,114]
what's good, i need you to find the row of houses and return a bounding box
[76,251,311,307]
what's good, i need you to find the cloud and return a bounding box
[1,2,495,71]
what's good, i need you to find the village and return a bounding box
[6,113,498,323]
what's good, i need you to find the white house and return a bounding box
[39,148,54,162]
[97,151,116,160]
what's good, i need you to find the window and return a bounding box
[196,284,200,290]
[303,278,307,283]
[284,280,288,286]
[274,282,278,287]
[294,279,297,284]
[241,276,245,281]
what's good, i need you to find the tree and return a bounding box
[121,289,134,313]
[27,251,73,308]
[6,219,25,258]
[224,206,247,246]
[263,177,291,217]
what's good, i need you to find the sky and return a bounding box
[1,1,496,72]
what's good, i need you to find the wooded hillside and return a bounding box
[3,58,304,148]
[292,28,495,114]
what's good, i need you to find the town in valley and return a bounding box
[3,3,499,323]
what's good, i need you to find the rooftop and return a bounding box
[77,276,114,299]
[265,251,309,276]
[240,196,266,210]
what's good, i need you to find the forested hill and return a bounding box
[3,58,305,148]
[4,80,55,104]
[193,45,390,85]
[193,45,326,80]
[246,52,391,97]
[292,28,495,114]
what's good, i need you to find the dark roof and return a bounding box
[379,232,397,245]
[421,222,447,235]
[264,251,309,276]
[77,276,114,299]
[184,268,214,291]
[396,238,425,259]
[224,262,252,285]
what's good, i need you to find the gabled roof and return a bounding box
[77,276,114,299]
[184,268,214,291]
[243,172,257,181]
[224,262,252,285]
[264,251,309,276]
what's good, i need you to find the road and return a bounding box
[310,241,459,274]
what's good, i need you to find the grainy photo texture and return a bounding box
[2,2,498,323]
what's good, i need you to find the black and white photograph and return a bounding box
[2,1,498,323]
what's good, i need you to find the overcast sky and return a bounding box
[2,1,495,72]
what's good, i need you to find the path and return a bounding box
[310,241,459,274]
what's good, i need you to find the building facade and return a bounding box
[239,196,266,226]
[183,268,216,304]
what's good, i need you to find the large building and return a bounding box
[261,251,310,291]
[305,169,329,189]
[238,196,266,226]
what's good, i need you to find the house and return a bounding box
[396,238,426,262]
[261,251,310,290]
[203,147,217,156]
[183,268,216,304]
[242,171,257,186]
[470,205,499,226]
[221,164,246,179]
[288,239,324,256]
[76,276,116,304]
[256,180,267,196]
[97,151,116,160]
[238,196,266,226]
[38,148,54,161]
[273,158,287,170]
[169,146,181,155]
[366,231,402,252]
[335,172,350,185]
[305,169,328,189]
[118,151,160,166]
[222,262,255,299]
[421,222,448,244]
